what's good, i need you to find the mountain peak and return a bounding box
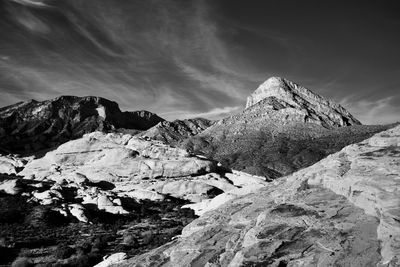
[246,77,361,127]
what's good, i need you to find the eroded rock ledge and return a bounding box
[118,125,400,267]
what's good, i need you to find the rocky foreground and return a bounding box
[118,125,400,267]
[0,131,269,266]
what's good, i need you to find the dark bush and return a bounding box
[11,257,34,267]
[55,244,75,259]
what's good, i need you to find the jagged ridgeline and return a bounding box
[0,96,164,154]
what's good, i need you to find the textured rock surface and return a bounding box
[184,77,393,178]
[20,131,217,183]
[0,96,164,154]
[118,125,400,267]
[138,118,213,146]
[14,131,270,222]
[246,77,361,127]
[95,253,127,267]
[0,155,28,174]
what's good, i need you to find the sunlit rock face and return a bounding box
[0,96,164,154]
[119,125,400,267]
[0,154,28,174]
[245,77,361,127]
[184,77,390,179]
[20,131,216,182]
[9,131,269,223]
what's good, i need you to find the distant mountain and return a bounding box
[184,77,391,178]
[0,96,164,154]
[245,77,360,127]
[137,118,214,146]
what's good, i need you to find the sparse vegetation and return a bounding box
[0,183,197,266]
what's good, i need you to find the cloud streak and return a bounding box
[0,0,399,124]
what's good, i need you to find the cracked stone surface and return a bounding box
[5,131,268,223]
[117,125,400,267]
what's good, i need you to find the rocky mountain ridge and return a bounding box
[0,96,164,154]
[245,77,361,127]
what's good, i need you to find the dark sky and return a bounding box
[0,0,399,123]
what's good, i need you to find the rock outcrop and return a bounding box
[0,155,29,174]
[245,77,361,127]
[10,131,268,223]
[0,96,164,154]
[184,77,393,178]
[138,118,213,146]
[118,125,400,267]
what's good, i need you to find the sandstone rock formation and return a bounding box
[0,96,164,154]
[0,155,28,174]
[184,77,393,178]
[3,131,268,224]
[95,253,128,267]
[118,125,400,267]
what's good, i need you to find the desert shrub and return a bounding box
[122,234,139,248]
[63,252,102,267]
[11,257,34,267]
[25,206,66,227]
[54,244,75,259]
[0,195,29,223]
[178,208,196,219]
[91,235,111,252]
[76,242,92,256]
[141,231,153,245]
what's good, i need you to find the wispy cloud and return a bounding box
[0,0,252,118]
[340,96,400,125]
[161,106,242,121]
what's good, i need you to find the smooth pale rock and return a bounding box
[118,125,400,267]
[0,155,26,174]
[20,132,216,182]
[32,189,63,205]
[94,252,127,267]
[0,179,21,195]
[117,188,166,202]
[68,204,89,223]
[148,180,217,202]
[97,195,128,214]
[225,170,270,187]
[183,183,266,216]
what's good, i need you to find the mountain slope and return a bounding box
[137,118,214,146]
[184,77,391,178]
[0,96,164,154]
[118,124,400,267]
[245,77,361,127]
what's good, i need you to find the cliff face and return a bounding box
[245,77,361,127]
[0,96,164,154]
[118,124,400,267]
